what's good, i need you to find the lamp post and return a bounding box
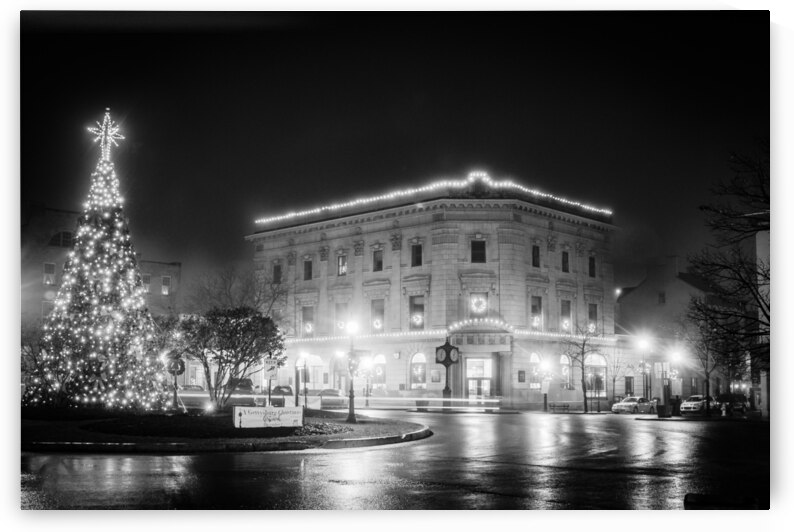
[346,321,359,423]
[360,356,373,408]
[435,337,460,408]
[637,335,652,400]
[540,359,551,412]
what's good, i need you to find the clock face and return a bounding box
[450,348,459,362]
[436,347,447,363]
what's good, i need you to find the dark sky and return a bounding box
[20,11,769,288]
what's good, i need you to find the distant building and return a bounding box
[21,204,182,327]
[617,256,736,401]
[246,171,624,409]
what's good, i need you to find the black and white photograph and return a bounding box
[11,3,785,518]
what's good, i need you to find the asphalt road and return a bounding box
[20,411,769,509]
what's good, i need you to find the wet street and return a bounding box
[21,411,769,509]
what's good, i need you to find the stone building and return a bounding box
[246,172,623,409]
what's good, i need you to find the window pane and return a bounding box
[161,276,171,296]
[304,260,312,281]
[561,299,571,331]
[530,296,542,328]
[337,255,347,275]
[562,251,569,272]
[371,299,385,332]
[411,245,422,267]
[409,295,425,330]
[273,264,282,284]
[471,241,486,263]
[335,302,348,330]
[532,245,540,268]
[373,250,383,272]
[302,306,314,335]
[588,256,596,277]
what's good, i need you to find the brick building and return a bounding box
[21,204,182,327]
[246,172,624,409]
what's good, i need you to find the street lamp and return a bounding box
[540,359,551,412]
[346,321,359,423]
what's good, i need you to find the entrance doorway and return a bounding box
[466,358,493,398]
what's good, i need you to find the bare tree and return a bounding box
[561,324,604,413]
[184,264,288,321]
[607,349,630,402]
[678,311,725,417]
[690,139,769,372]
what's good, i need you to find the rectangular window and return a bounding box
[142,274,151,294]
[303,260,313,281]
[531,245,540,268]
[561,299,572,331]
[530,296,542,329]
[373,249,383,272]
[371,298,385,332]
[301,306,314,336]
[471,240,486,263]
[658,291,666,305]
[273,263,282,284]
[337,255,347,276]
[43,262,56,285]
[589,256,596,277]
[411,244,423,267]
[335,302,349,331]
[562,251,570,273]
[588,303,598,322]
[625,376,634,396]
[161,276,171,296]
[409,295,425,330]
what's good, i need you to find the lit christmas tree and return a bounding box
[24,109,167,410]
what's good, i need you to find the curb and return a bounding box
[322,426,432,449]
[23,426,433,454]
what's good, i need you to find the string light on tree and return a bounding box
[23,109,167,411]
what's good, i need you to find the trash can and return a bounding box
[657,405,672,418]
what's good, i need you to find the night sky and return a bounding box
[20,11,769,289]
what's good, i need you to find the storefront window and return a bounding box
[372,354,386,390]
[529,352,542,389]
[560,354,573,389]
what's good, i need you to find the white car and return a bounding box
[680,395,718,415]
[611,396,656,414]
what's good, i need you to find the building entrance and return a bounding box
[466,358,493,398]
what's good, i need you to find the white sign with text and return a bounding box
[233,406,304,428]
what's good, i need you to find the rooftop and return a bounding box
[252,171,613,231]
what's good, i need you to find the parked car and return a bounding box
[269,385,294,407]
[222,378,257,408]
[177,385,211,411]
[318,389,347,409]
[611,396,656,414]
[680,395,718,415]
[716,393,750,414]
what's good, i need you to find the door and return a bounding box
[466,358,493,398]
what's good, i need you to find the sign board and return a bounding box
[541,378,551,394]
[263,359,279,376]
[233,406,304,428]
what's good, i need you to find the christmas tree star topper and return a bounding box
[88,108,125,161]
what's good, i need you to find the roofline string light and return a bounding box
[254,171,612,226]
[284,318,617,345]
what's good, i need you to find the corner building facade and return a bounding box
[247,172,617,409]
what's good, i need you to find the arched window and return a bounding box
[410,352,427,390]
[372,354,386,389]
[584,354,607,398]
